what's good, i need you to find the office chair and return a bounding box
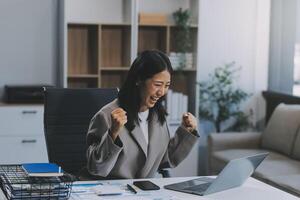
[44,87,170,179]
[43,88,118,179]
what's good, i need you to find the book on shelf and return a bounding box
[22,163,64,177]
[167,89,188,122]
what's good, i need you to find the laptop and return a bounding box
[164,152,268,196]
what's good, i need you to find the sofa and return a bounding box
[207,91,300,197]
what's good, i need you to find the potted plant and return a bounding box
[171,8,193,70]
[173,8,192,53]
[197,62,252,132]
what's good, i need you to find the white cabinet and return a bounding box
[0,104,48,164]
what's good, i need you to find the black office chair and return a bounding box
[44,87,170,179]
[43,88,118,178]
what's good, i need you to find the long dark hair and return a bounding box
[118,50,173,132]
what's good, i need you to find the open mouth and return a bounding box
[150,96,159,103]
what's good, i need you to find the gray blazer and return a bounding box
[86,99,199,179]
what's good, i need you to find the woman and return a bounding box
[86,50,199,179]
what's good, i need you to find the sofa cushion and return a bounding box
[261,103,300,156]
[212,149,300,179]
[213,149,268,162]
[267,175,300,197]
[291,128,300,160]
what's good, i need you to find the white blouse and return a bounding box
[138,109,149,145]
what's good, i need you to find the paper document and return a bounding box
[91,185,124,196]
[71,181,181,200]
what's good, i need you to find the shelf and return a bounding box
[66,20,198,114]
[100,67,130,71]
[68,22,98,25]
[68,74,98,78]
[139,23,169,27]
[67,77,98,88]
[69,22,131,26]
[101,23,131,26]
[101,25,131,67]
[68,24,99,75]
[100,71,128,88]
[63,0,200,120]
[173,68,197,72]
[99,67,196,72]
[138,24,198,28]
[169,24,198,28]
[138,26,167,53]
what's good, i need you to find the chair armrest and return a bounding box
[207,132,262,153]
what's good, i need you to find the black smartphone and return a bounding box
[133,180,160,191]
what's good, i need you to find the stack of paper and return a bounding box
[169,52,193,69]
[167,90,188,122]
[91,185,124,196]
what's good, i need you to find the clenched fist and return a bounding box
[181,112,197,133]
[110,108,127,141]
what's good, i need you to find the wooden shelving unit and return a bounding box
[64,0,200,115]
[101,24,131,68]
[67,24,99,88]
[67,23,131,88]
[67,22,198,113]
[60,0,200,178]
[137,24,198,113]
[138,25,168,53]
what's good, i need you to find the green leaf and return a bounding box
[198,62,251,132]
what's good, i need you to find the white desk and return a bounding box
[69,176,299,200]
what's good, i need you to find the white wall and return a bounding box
[297,1,300,43]
[65,0,130,23]
[66,0,198,24]
[0,0,58,99]
[197,0,270,125]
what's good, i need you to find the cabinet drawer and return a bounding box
[0,106,43,136]
[0,136,48,164]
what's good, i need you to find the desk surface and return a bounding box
[68,176,299,200]
[0,176,297,200]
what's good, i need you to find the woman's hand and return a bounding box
[181,112,197,133]
[110,108,127,141]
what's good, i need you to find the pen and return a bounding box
[127,184,137,194]
[98,193,122,196]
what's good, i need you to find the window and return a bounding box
[293,43,300,95]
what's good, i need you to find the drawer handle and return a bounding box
[22,110,37,114]
[21,139,37,143]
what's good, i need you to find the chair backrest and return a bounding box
[262,90,300,124]
[43,88,118,176]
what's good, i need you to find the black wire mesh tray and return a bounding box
[0,165,74,200]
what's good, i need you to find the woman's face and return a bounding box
[139,70,171,112]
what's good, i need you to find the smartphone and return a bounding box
[133,180,160,191]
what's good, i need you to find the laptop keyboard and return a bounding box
[186,182,211,192]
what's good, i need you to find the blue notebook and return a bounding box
[22,163,64,177]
